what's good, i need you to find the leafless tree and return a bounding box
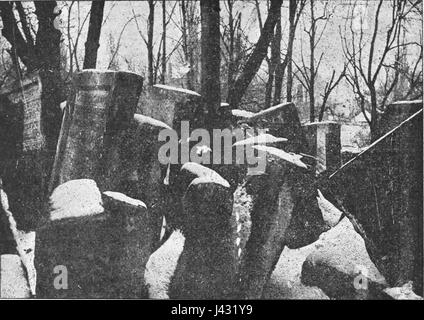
[147,0,155,86]
[179,0,200,90]
[340,0,420,139]
[317,64,347,121]
[160,0,166,84]
[107,15,139,70]
[131,1,178,84]
[273,0,306,105]
[200,0,221,128]
[228,0,283,109]
[83,1,105,69]
[223,0,239,101]
[257,0,282,109]
[293,0,330,122]
[293,0,345,122]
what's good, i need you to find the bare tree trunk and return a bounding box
[309,0,315,122]
[83,1,105,69]
[340,0,410,141]
[160,0,166,84]
[200,0,220,128]
[0,2,36,70]
[286,0,296,103]
[274,0,304,104]
[227,0,236,101]
[180,0,197,90]
[370,87,378,139]
[228,0,283,109]
[264,11,281,109]
[264,63,275,109]
[147,0,155,87]
[33,1,63,156]
[318,66,346,121]
[273,56,288,105]
[271,11,282,106]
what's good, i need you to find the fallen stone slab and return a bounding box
[301,217,387,299]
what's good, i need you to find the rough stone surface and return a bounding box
[35,180,154,298]
[169,171,238,299]
[144,230,185,299]
[0,254,31,298]
[301,217,387,299]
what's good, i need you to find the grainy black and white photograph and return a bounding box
[0,0,422,304]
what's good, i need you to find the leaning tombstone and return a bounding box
[153,84,202,132]
[120,114,173,249]
[49,69,144,192]
[49,70,167,250]
[151,85,203,230]
[35,179,154,298]
[242,102,308,154]
[0,72,46,231]
[237,102,328,299]
[169,165,238,299]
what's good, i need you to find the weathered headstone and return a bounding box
[0,72,47,231]
[303,121,341,174]
[0,73,45,153]
[49,70,143,192]
[169,165,237,299]
[35,179,154,298]
[238,102,328,299]
[242,102,308,154]
[119,114,172,250]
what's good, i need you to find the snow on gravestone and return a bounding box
[169,166,238,299]
[35,179,154,298]
[238,102,327,299]
[301,218,387,299]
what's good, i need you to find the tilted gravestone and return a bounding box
[35,70,161,298]
[49,69,144,192]
[169,163,238,299]
[237,102,328,299]
[0,72,48,231]
[35,179,155,298]
[119,114,172,250]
